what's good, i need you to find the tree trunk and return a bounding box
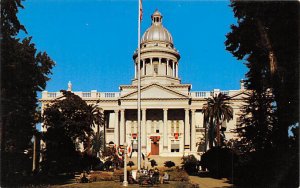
[208,119,214,149]
[216,119,220,147]
[32,135,37,172]
[204,121,207,152]
[257,19,278,77]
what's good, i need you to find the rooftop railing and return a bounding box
[42,91,120,100]
[43,90,240,100]
[191,90,240,98]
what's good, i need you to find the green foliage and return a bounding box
[202,93,233,148]
[225,1,299,187]
[225,1,299,149]
[1,0,54,184]
[149,159,157,168]
[201,147,238,178]
[102,147,122,169]
[43,90,101,144]
[40,129,80,174]
[41,91,103,174]
[103,161,113,171]
[164,161,175,168]
[91,130,104,156]
[181,155,198,175]
[236,90,277,153]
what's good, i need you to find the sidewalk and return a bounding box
[189,174,233,188]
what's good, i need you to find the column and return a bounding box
[114,110,119,145]
[163,109,168,151]
[184,109,190,151]
[150,58,153,75]
[176,63,178,78]
[172,61,175,77]
[141,109,147,150]
[134,62,137,78]
[166,59,169,76]
[158,58,161,75]
[142,59,145,76]
[191,109,196,152]
[120,109,125,145]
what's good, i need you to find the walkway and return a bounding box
[189,175,233,188]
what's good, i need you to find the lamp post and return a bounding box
[123,142,128,186]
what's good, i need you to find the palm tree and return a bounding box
[91,131,104,157]
[202,93,233,148]
[87,104,104,156]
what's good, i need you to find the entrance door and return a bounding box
[151,142,159,155]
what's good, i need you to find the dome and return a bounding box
[141,10,173,44]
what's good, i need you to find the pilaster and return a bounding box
[120,109,125,145]
[163,108,168,151]
[184,108,190,152]
[141,109,147,152]
[191,109,196,152]
[114,110,119,145]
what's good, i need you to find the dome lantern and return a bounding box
[151,10,162,25]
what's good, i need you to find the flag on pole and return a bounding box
[139,0,143,21]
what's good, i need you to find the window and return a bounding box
[171,122,174,133]
[151,123,155,133]
[176,122,180,133]
[82,92,91,98]
[133,143,138,152]
[154,64,158,74]
[171,140,180,152]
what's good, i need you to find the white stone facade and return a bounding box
[40,10,248,157]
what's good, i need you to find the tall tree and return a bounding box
[225,1,299,186]
[1,0,54,184]
[42,90,103,173]
[202,93,233,148]
[225,1,299,150]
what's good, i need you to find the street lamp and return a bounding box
[123,142,128,186]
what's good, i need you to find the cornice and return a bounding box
[120,98,189,101]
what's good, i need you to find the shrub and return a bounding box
[127,161,135,168]
[201,147,238,178]
[164,161,175,168]
[103,160,113,171]
[181,155,198,175]
[112,169,124,182]
[90,172,113,182]
[149,159,157,168]
[92,160,104,171]
[168,169,189,181]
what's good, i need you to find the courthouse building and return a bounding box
[40,10,248,157]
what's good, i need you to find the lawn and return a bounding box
[50,181,194,188]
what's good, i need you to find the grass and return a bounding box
[50,181,193,188]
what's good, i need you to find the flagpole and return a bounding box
[137,0,142,171]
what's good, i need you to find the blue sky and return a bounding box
[18,0,247,92]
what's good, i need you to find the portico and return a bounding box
[112,106,198,156]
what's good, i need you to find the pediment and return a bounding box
[229,90,251,100]
[121,83,189,99]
